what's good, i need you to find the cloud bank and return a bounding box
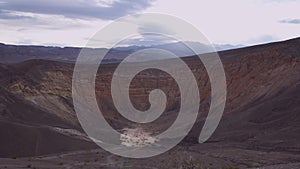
[0,0,155,20]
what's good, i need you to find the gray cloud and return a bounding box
[0,0,155,20]
[279,18,300,24]
[0,10,34,20]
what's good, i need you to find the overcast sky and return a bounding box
[0,0,299,47]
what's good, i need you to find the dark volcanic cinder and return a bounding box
[0,38,299,168]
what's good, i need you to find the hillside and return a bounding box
[0,38,299,168]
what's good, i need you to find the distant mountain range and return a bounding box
[0,42,243,64]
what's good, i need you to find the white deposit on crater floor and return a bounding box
[120,128,158,147]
